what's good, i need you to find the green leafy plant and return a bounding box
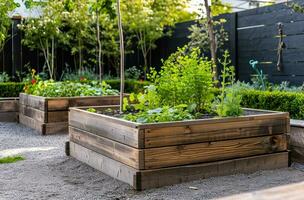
[151,47,214,113]
[125,66,142,80]
[214,50,243,117]
[24,72,119,97]
[87,108,97,113]
[0,72,10,82]
[123,105,193,123]
[0,155,25,164]
[0,82,25,97]
[62,68,99,82]
[0,0,19,52]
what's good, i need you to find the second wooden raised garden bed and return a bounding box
[0,97,19,122]
[67,106,290,190]
[19,93,121,135]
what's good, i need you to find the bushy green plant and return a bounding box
[214,50,243,117]
[123,105,193,123]
[125,66,142,80]
[0,72,10,82]
[150,47,214,113]
[24,75,119,97]
[0,82,24,97]
[106,79,149,93]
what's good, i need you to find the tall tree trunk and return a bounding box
[51,36,55,80]
[117,0,125,113]
[204,0,218,84]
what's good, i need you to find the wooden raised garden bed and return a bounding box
[289,119,304,163]
[68,106,290,190]
[19,93,121,135]
[0,98,19,122]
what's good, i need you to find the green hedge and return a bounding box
[0,82,25,97]
[106,79,149,93]
[240,90,304,119]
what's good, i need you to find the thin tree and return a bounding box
[203,0,218,84]
[117,0,124,113]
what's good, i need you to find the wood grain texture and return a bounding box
[0,99,18,112]
[69,141,138,187]
[144,118,288,148]
[69,109,142,148]
[19,93,46,111]
[138,152,288,190]
[144,135,287,169]
[69,141,288,190]
[47,111,68,123]
[0,112,18,122]
[69,126,144,169]
[19,104,46,123]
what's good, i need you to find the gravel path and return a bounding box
[1,122,304,200]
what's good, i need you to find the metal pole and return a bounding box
[117,0,125,113]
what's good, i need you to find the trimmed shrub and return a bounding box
[240,90,304,119]
[0,82,25,97]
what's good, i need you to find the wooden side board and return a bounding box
[69,109,142,148]
[19,93,46,111]
[19,114,68,135]
[289,126,304,163]
[69,124,287,169]
[70,107,289,149]
[69,126,144,169]
[0,98,19,122]
[69,142,289,190]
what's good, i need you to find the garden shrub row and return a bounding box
[0,80,148,98]
[240,90,304,120]
[0,82,25,97]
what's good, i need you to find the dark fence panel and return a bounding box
[236,0,304,85]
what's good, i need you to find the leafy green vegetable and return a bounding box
[87,108,97,113]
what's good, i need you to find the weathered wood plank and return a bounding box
[144,118,288,148]
[144,135,287,169]
[19,93,46,111]
[0,112,18,122]
[69,141,138,187]
[69,108,142,148]
[19,104,46,123]
[19,113,67,135]
[19,113,43,133]
[139,152,288,190]
[0,100,18,112]
[69,126,144,169]
[69,141,288,190]
[47,111,68,123]
[47,95,120,111]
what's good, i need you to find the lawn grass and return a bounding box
[0,156,25,164]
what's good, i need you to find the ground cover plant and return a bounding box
[0,156,25,164]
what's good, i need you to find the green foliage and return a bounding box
[121,0,193,75]
[24,79,118,97]
[0,72,10,82]
[0,82,25,97]
[18,0,68,79]
[214,50,243,117]
[211,0,232,16]
[87,108,97,113]
[62,68,99,82]
[105,79,149,93]
[151,47,214,113]
[125,66,142,80]
[0,156,25,164]
[0,0,19,52]
[249,60,268,91]
[123,105,193,123]
[188,18,228,56]
[240,89,304,120]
